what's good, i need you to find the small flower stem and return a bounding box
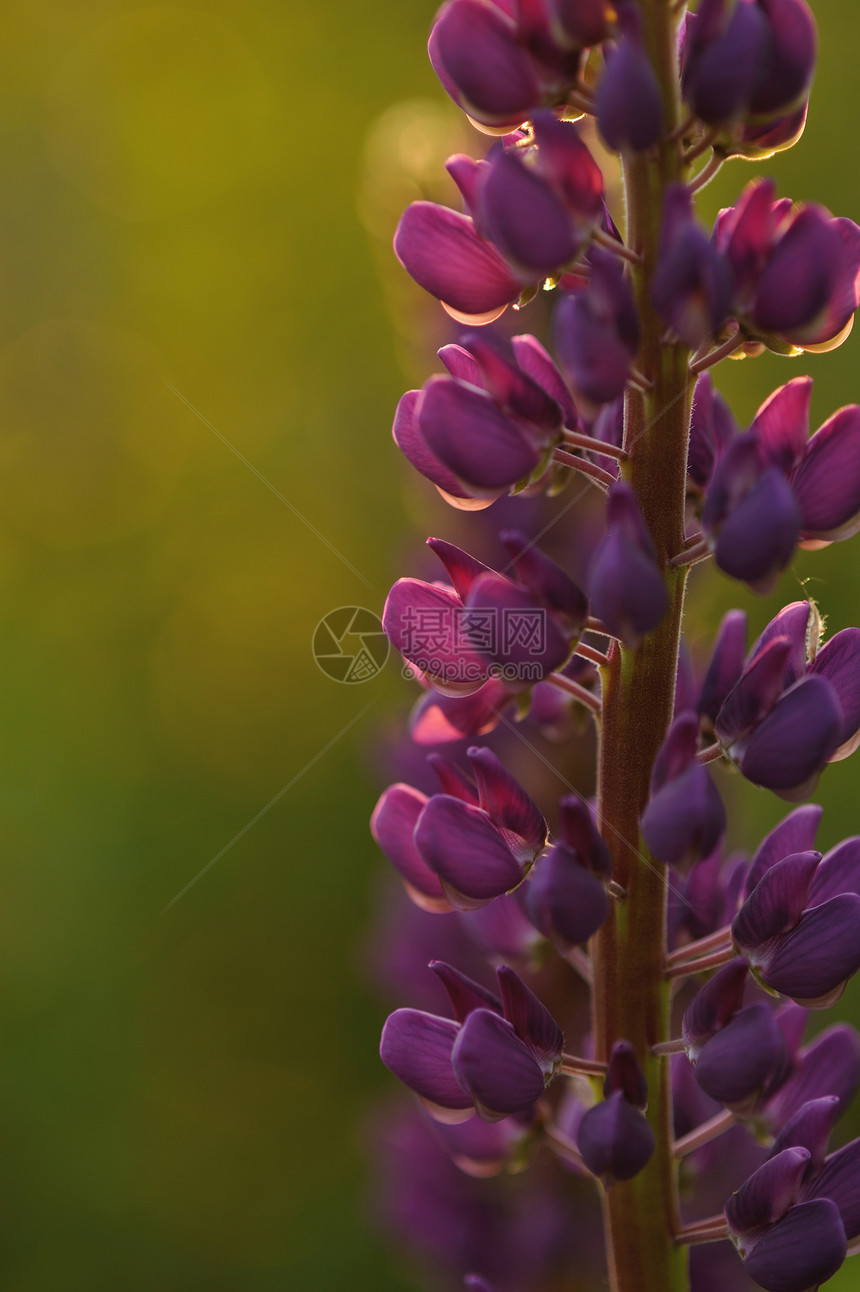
[665,945,736,980]
[681,127,719,165]
[593,227,642,264]
[668,110,696,142]
[674,1218,730,1246]
[547,672,602,713]
[651,1037,687,1055]
[543,1123,588,1172]
[576,641,612,668]
[552,447,616,490]
[668,538,711,568]
[665,925,733,967]
[564,946,593,984]
[688,152,723,194]
[695,741,723,765]
[689,329,745,373]
[562,428,628,461]
[673,1110,735,1159]
[560,1053,608,1077]
[628,367,654,392]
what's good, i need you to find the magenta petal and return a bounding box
[496,964,563,1071]
[794,405,860,540]
[751,376,812,473]
[465,573,572,677]
[763,894,860,1003]
[414,794,524,909]
[393,389,475,499]
[499,530,589,628]
[380,1008,473,1110]
[732,850,820,953]
[479,150,579,277]
[419,376,541,492]
[409,677,515,745]
[743,1199,846,1292]
[745,804,823,898]
[510,333,578,427]
[809,1138,860,1240]
[694,1003,787,1108]
[383,577,488,690]
[371,783,449,911]
[467,746,547,857]
[394,202,522,315]
[810,628,860,756]
[451,1008,545,1118]
[809,837,860,905]
[738,675,842,797]
[753,207,841,336]
[426,536,495,601]
[748,601,811,684]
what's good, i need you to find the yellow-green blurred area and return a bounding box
[0,0,859,1288]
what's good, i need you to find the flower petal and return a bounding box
[381,1008,472,1111]
[451,1008,545,1118]
[743,1199,846,1292]
[394,201,522,315]
[762,894,860,1004]
[414,794,524,909]
[371,783,450,912]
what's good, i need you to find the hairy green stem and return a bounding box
[589,0,694,1289]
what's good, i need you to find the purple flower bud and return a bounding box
[381,1008,474,1117]
[771,1096,841,1174]
[694,1002,789,1109]
[699,609,748,725]
[577,1089,656,1182]
[652,186,733,348]
[726,1146,811,1244]
[807,1138,860,1240]
[414,794,531,911]
[429,0,542,129]
[744,804,822,898]
[748,0,817,120]
[394,202,522,322]
[596,11,664,152]
[604,1040,648,1109]
[557,795,612,877]
[732,851,821,953]
[418,375,543,496]
[554,249,640,410]
[479,149,580,277]
[681,0,767,124]
[737,676,843,799]
[499,530,590,630]
[743,1199,846,1292]
[464,572,574,678]
[468,745,549,856]
[529,113,605,226]
[451,1008,548,1119]
[496,963,564,1075]
[587,482,668,648]
[640,712,726,869]
[524,839,611,949]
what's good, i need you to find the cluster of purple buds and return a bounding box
[367,0,860,1287]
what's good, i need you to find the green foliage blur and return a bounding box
[1,0,859,1288]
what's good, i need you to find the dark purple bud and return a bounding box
[596,17,664,152]
[652,186,733,348]
[496,964,563,1074]
[687,372,738,489]
[742,1199,846,1292]
[732,851,821,954]
[641,762,726,870]
[808,1138,860,1240]
[558,795,612,877]
[738,675,843,798]
[682,0,767,124]
[745,804,822,898]
[371,783,450,913]
[524,842,610,949]
[604,1040,648,1109]
[499,531,589,629]
[414,791,530,910]
[793,405,860,542]
[750,377,811,474]
[694,1003,788,1109]
[554,249,640,410]
[770,1096,840,1175]
[587,482,668,648]
[682,957,750,1058]
[430,960,502,1022]
[753,206,843,338]
[429,0,541,129]
[394,202,522,320]
[380,1008,473,1114]
[464,572,573,678]
[418,376,542,494]
[699,609,748,725]
[578,1090,656,1182]
[451,1008,546,1118]
[714,636,793,750]
[748,0,817,119]
[760,894,860,1005]
[810,628,860,758]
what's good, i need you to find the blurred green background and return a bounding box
[0,0,859,1288]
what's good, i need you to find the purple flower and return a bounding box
[587,482,668,648]
[577,1041,656,1182]
[595,6,663,152]
[380,961,563,1121]
[554,248,640,410]
[652,186,733,349]
[372,744,547,912]
[703,603,860,798]
[523,794,612,948]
